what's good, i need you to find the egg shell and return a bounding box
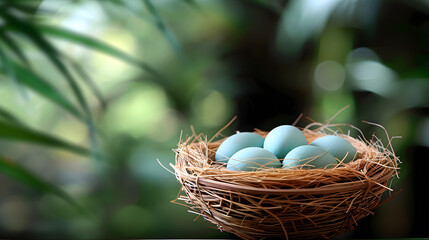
[215,132,265,162]
[227,147,280,171]
[282,145,337,169]
[263,125,308,159]
[310,135,357,163]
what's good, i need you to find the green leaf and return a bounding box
[0,106,25,125]
[2,11,90,114]
[0,37,16,80]
[142,0,186,60]
[64,56,107,111]
[36,24,163,78]
[1,11,98,159]
[0,37,30,100]
[0,30,30,65]
[0,120,91,156]
[0,156,89,217]
[2,1,42,10]
[0,60,84,120]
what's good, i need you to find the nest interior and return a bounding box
[172,124,400,240]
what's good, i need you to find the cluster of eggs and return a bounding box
[215,125,357,171]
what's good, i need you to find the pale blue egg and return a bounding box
[282,145,337,169]
[215,132,265,162]
[263,125,308,159]
[227,147,280,171]
[310,135,357,163]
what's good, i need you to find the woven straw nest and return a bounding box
[171,121,400,240]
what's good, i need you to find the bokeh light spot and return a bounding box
[104,83,169,138]
[314,61,345,91]
[346,47,379,62]
[194,91,231,127]
[347,60,396,96]
[146,109,181,143]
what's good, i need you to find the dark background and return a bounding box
[0,0,428,238]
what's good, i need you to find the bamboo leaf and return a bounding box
[106,0,153,23]
[0,120,91,156]
[0,60,84,120]
[0,30,30,65]
[64,56,106,111]
[0,37,30,100]
[1,11,98,159]
[0,106,25,125]
[0,156,89,216]
[1,11,90,116]
[0,37,16,80]
[36,24,163,78]
[2,0,43,14]
[142,0,186,60]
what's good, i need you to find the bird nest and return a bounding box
[170,121,400,239]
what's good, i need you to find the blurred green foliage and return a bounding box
[1,0,429,239]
